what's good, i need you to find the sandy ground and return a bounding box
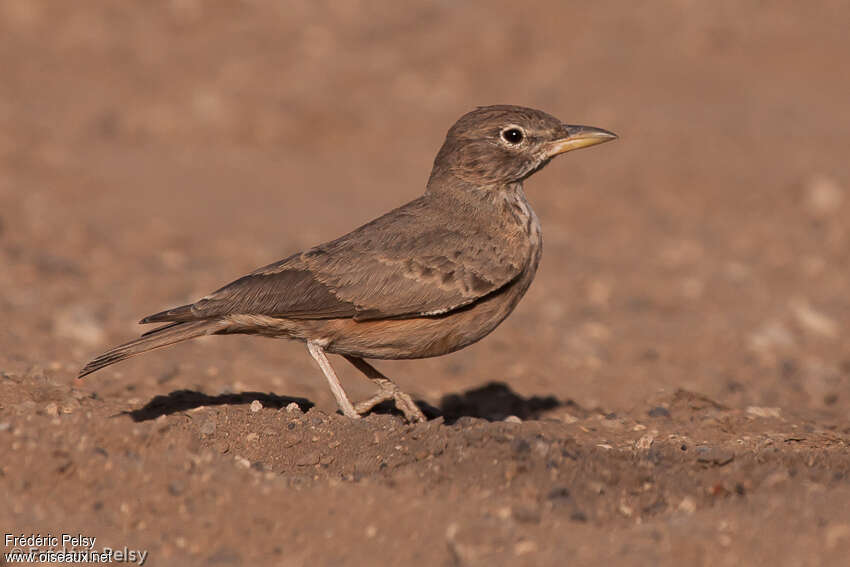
[1,1,849,565]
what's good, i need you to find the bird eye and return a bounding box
[500,127,524,145]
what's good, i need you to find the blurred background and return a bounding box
[2,0,847,414]
[2,1,850,565]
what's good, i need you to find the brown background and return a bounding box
[1,1,849,565]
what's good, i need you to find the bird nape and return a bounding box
[79,105,617,423]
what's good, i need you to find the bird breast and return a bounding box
[497,184,543,255]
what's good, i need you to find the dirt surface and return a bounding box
[2,1,850,565]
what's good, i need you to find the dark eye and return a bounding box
[501,127,524,145]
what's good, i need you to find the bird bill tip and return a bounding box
[547,125,618,157]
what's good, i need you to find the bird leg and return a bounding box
[344,356,426,423]
[306,341,359,419]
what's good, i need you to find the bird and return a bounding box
[78,105,617,423]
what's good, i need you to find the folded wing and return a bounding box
[142,198,529,324]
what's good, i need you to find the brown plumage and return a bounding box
[79,105,617,422]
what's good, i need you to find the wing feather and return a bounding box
[144,196,530,323]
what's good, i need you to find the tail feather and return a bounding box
[78,320,222,379]
[139,303,195,324]
[140,321,183,337]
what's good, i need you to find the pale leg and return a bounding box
[344,356,426,423]
[306,341,359,419]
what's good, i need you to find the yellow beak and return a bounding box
[546,125,618,157]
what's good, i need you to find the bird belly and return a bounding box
[322,301,511,359]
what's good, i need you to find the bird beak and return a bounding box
[546,125,618,157]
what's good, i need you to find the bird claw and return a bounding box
[354,384,426,423]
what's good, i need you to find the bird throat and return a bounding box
[494,182,541,240]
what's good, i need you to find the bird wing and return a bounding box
[147,197,530,323]
[139,265,358,323]
[303,198,531,320]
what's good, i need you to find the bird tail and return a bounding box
[77,320,223,379]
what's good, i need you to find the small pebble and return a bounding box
[678,496,697,515]
[746,406,781,419]
[250,400,263,413]
[282,435,301,448]
[199,420,216,436]
[285,402,301,413]
[804,175,843,216]
[648,406,670,418]
[825,524,850,550]
[296,452,320,466]
[512,506,542,524]
[570,511,588,522]
[234,456,251,469]
[513,540,538,556]
[695,446,735,466]
[547,486,570,501]
[45,402,59,417]
[790,299,839,338]
[504,415,522,423]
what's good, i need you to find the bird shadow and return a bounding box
[125,390,313,422]
[347,381,572,424]
[434,381,568,423]
[125,381,571,424]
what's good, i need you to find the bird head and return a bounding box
[429,105,617,188]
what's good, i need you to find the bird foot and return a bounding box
[354,382,426,423]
